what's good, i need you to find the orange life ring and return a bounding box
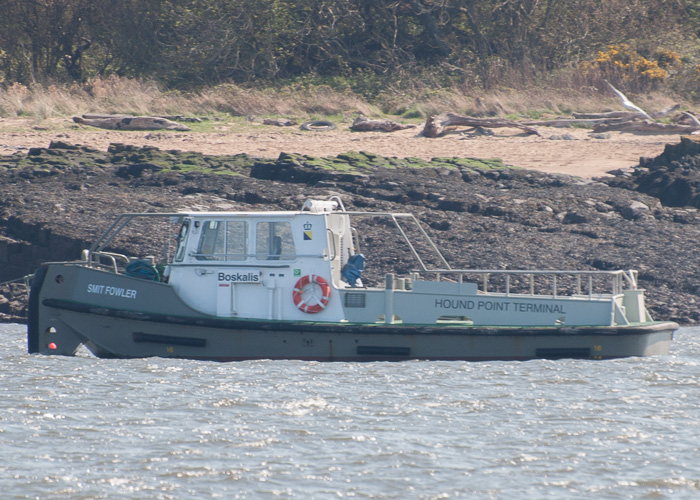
[293,274,331,313]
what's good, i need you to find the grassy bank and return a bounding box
[0,76,689,127]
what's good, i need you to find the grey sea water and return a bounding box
[1,323,699,499]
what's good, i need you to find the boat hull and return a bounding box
[28,264,676,361]
[48,306,675,361]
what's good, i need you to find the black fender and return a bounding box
[27,266,48,354]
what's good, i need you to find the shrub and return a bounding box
[580,44,682,92]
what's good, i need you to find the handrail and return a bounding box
[390,215,430,271]
[84,251,130,273]
[344,211,451,271]
[327,228,338,261]
[427,268,633,278]
[85,212,185,272]
[329,195,347,212]
[189,252,324,261]
[417,268,635,298]
[350,226,361,254]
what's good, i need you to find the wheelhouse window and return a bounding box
[256,221,295,260]
[196,220,248,261]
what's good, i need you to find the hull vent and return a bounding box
[344,293,366,308]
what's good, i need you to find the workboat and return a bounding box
[28,197,676,361]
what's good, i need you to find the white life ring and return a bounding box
[293,274,331,313]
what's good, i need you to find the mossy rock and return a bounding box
[431,157,512,170]
[212,170,242,176]
[303,157,337,170]
[42,158,74,169]
[403,157,433,169]
[336,151,375,164]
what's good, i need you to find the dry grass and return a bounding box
[378,66,689,119]
[191,84,377,117]
[0,75,690,124]
[0,77,379,121]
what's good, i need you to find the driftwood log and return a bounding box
[524,105,681,129]
[263,118,297,127]
[580,82,698,133]
[573,104,680,120]
[422,113,539,137]
[158,115,201,123]
[350,115,416,132]
[82,113,201,123]
[592,119,700,134]
[73,114,190,131]
[522,118,609,128]
[573,111,644,120]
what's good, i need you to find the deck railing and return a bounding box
[81,249,130,274]
[420,269,638,298]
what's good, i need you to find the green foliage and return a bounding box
[1,0,700,99]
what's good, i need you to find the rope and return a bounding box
[0,276,29,287]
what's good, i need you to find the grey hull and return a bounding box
[29,264,676,361]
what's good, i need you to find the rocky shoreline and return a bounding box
[2,137,700,325]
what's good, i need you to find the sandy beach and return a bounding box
[0,117,678,178]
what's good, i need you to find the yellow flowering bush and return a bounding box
[581,44,681,90]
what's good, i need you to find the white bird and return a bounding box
[605,80,653,120]
[681,112,700,134]
[682,111,700,128]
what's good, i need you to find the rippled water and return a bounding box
[2,323,700,499]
